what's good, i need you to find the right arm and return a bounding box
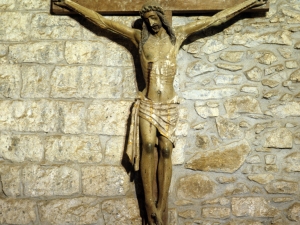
[55,0,141,47]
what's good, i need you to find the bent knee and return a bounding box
[143,142,155,154]
[161,147,172,158]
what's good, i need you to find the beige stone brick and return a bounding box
[51,66,123,98]
[23,165,80,197]
[87,100,132,135]
[21,65,51,98]
[105,136,125,164]
[106,42,134,66]
[0,165,21,197]
[0,199,36,224]
[0,0,16,10]
[18,0,49,10]
[202,207,231,219]
[0,12,31,41]
[0,133,43,162]
[9,42,64,64]
[0,64,21,98]
[39,197,102,225]
[45,135,102,163]
[82,166,129,196]
[31,13,81,40]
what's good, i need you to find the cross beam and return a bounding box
[51,0,269,15]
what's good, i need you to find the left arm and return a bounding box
[176,0,267,38]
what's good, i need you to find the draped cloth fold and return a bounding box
[126,96,179,171]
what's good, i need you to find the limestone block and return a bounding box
[123,67,138,98]
[185,140,251,173]
[286,60,298,69]
[178,210,196,219]
[265,180,298,194]
[214,74,242,85]
[202,207,230,219]
[82,166,129,196]
[57,101,86,134]
[176,174,216,199]
[290,68,300,82]
[220,51,244,63]
[216,63,243,71]
[263,90,278,99]
[0,134,43,163]
[261,79,280,88]
[182,88,237,100]
[9,42,64,64]
[201,39,228,54]
[265,154,276,164]
[224,96,262,118]
[272,197,293,203]
[39,197,102,225]
[106,42,133,66]
[216,117,243,140]
[0,199,36,225]
[0,64,21,98]
[45,135,102,163]
[31,13,81,40]
[248,174,274,184]
[169,208,178,225]
[280,93,293,101]
[51,66,123,98]
[284,152,300,172]
[225,219,263,225]
[65,41,106,64]
[295,132,300,144]
[87,100,132,135]
[217,176,236,184]
[287,202,300,222]
[278,47,292,59]
[270,102,300,118]
[0,165,21,197]
[265,64,285,75]
[246,155,261,164]
[0,0,15,10]
[186,61,215,77]
[258,30,292,45]
[232,197,279,217]
[172,137,186,165]
[0,12,31,41]
[175,121,189,136]
[295,41,300,49]
[18,0,49,10]
[244,66,263,81]
[23,165,80,197]
[187,42,201,54]
[264,128,293,148]
[282,8,300,21]
[203,197,230,206]
[102,198,141,225]
[195,104,219,119]
[241,86,259,96]
[21,65,51,98]
[0,100,59,132]
[257,52,278,65]
[195,135,209,149]
[105,136,125,164]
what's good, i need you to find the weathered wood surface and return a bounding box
[51,0,269,15]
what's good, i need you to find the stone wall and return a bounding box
[0,0,300,224]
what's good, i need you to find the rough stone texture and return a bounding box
[248,174,274,184]
[178,210,196,219]
[186,61,215,77]
[176,174,216,199]
[102,198,142,225]
[216,116,243,139]
[264,128,293,148]
[232,197,279,217]
[201,39,228,54]
[39,197,102,225]
[182,88,237,100]
[82,166,129,196]
[216,63,243,71]
[245,66,263,81]
[0,199,36,225]
[220,51,244,62]
[284,152,300,172]
[214,74,242,85]
[23,165,80,197]
[202,207,230,219]
[224,96,262,118]
[290,68,300,82]
[270,102,300,118]
[225,220,263,225]
[186,140,251,173]
[195,103,219,118]
[0,64,21,98]
[265,180,298,194]
[45,135,102,163]
[0,165,21,197]
[87,101,132,135]
[287,202,300,222]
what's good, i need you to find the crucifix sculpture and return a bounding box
[52,0,268,224]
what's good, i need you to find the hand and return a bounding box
[254,0,268,6]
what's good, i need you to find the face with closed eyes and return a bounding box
[142,11,162,34]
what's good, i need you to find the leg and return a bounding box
[139,117,158,225]
[156,135,173,224]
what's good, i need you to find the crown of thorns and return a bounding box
[139,3,164,17]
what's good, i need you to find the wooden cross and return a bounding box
[51,0,269,16]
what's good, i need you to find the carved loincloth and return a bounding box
[126,96,179,171]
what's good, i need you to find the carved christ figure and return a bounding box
[55,0,267,224]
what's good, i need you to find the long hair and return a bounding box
[139,9,176,54]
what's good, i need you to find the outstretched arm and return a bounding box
[176,0,267,38]
[55,0,141,47]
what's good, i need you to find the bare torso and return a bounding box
[140,29,178,103]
